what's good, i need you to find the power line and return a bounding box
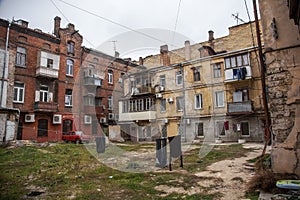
[172,0,182,43]
[53,0,179,48]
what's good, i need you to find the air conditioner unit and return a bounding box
[108,113,115,120]
[84,115,92,124]
[156,93,162,98]
[164,118,169,124]
[25,114,35,123]
[159,86,165,91]
[102,105,106,110]
[100,117,107,123]
[53,114,62,124]
[167,98,174,103]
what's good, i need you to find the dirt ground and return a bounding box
[194,143,269,200]
[154,143,269,199]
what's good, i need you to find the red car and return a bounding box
[62,131,93,144]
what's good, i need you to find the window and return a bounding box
[66,59,74,76]
[67,41,74,54]
[213,63,222,78]
[193,67,201,81]
[108,95,113,110]
[176,96,183,111]
[65,89,72,107]
[233,89,249,102]
[95,97,102,106]
[217,122,225,136]
[196,123,204,137]
[93,57,99,63]
[225,53,249,69]
[241,121,250,136]
[40,85,49,102]
[108,70,113,84]
[175,70,182,85]
[161,125,167,138]
[13,82,25,103]
[194,94,203,109]
[160,98,166,112]
[160,75,166,86]
[47,58,53,68]
[215,91,224,107]
[63,119,73,134]
[16,46,26,66]
[84,95,95,106]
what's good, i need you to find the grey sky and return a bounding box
[0,0,256,59]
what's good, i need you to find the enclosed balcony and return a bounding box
[227,101,253,115]
[118,98,156,121]
[34,101,58,112]
[36,67,59,78]
[84,77,102,86]
[224,66,252,83]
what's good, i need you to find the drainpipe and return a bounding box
[0,18,13,107]
[181,64,187,142]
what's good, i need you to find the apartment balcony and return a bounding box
[132,85,155,96]
[119,110,156,122]
[84,77,102,87]
[227,101,253,115]
[34,101,58,112]
[36,66,59,78]
[224,66,252,83]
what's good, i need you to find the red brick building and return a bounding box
[0,16,137,142]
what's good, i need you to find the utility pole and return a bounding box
[252,0,272,149]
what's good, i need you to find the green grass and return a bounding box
[0,142,253,199]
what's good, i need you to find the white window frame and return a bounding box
[84,115,92,124]
[108,70,113,84]
[65,89,72,107]
[13,82,25,103]
[16,46,26,67]
[175,70,182,85]
[108,95,113,110]
[194,93,203,109]
[39,85,49,102]
[215,91,225,108]
[176,96,183,111]
[66,59,74,76]
[160,75,166,86]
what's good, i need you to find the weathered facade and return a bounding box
[119,21,266,143]
[0,16,137,142]
[259,0,300,177]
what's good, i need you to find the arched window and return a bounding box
[66,59,74,76]
[108,69,113,84]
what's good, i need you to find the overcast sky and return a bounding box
[0,0,256,60]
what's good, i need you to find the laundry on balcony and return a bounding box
[233,67,247,80]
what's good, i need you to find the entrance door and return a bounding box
[17,121,23,140]
[92,119,98,135]
[38,119,48,137]
[63,119,73,134]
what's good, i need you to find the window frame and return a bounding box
[193,67,201,82]
[217,121,226,137]
[240,121,250,136]
[176,96,184,111]
[39,85,49,102]
[160,98,166,112]
[213,63,222,78]
[66,59,74,77]
[65,89,73,107]
[67,41,75,55]
[108,70,113,84]
[16,46,27,67]
[194,93,203,109]
[160,75,166,86]
[108,95,113,110]
[215,91,225,108]
[175,70,183,85]
[196,123,204,137]
[13,82,25,103]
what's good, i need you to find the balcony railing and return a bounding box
[36,66,58,78]
[34,101,58,112]
[227,101,253,115]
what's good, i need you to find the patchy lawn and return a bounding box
[0,142,255,199]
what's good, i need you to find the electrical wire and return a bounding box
[172,0,182,44]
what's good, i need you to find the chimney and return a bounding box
[54,16,61,37]
[67,23,75,32]
[160,45,170,66]
[139,57,143,65]
[208,30,214,41]
[184,40,191,60]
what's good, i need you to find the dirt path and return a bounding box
[194,143,268,200]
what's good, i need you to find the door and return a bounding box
[17,121,23,140]
[37,119,48,137]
